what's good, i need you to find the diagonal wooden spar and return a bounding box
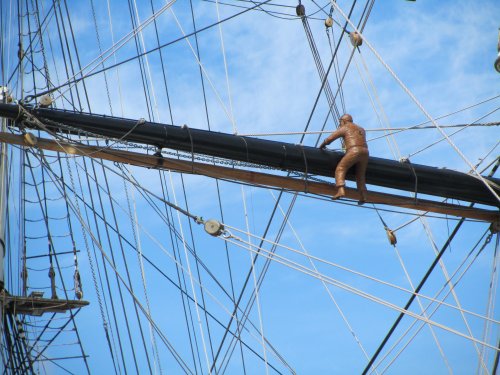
[0,103,499,207]
[0,131,497,223]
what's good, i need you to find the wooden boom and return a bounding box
[0,131,497,223]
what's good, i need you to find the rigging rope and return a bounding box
[22,0,273,104]
[330,1,500,205]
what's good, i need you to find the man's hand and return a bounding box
[319,141,326,149]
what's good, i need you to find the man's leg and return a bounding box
[333,152,357,199]
[355,152,369,204]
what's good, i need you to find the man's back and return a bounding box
[343,122,367,149]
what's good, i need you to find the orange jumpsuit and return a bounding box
[323,122,369,193]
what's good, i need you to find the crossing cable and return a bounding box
[220,221,500,323]
[70,155,293,373]
[21,74,89,372]
[24,152,91,374]
[36,151,196,374]
[88,0,114,116]
[123,164,162,375]
[406,106,500,159]
[171,0,242,366]
[166,167,214,374]
[325,7,347,113]
[82,154,144,374]
[22,0,271,104]
[390,236,452,371]
[65,160,237,306]
[269,190,374,367]
[145,2,219,366]
[66,152,124,372]
[421,217,490,373]
[218,229,500,351]
[188,0,248,369]
[202,0,321,20]
[375,228,494,374]
[299,4,341,123]
[169,9,238,130]
[116,4,165,358]
[159,2,204,370]
[363,159,500,373]
[49,153,292,374]
[361,211,490,374]
[66,137,136,374]
[84,183,289,374]
[353,38,494,370]
[241,185,271,373]
[211,1,376,370]
[179,170,219,368]
[120,1,164,369]
[126,0,155,122]
[222,2,379,369]
[330,0,500,205]
[58,2,127,370]
[23,0,178,104]
[478,233,499,373]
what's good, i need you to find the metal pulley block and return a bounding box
[204,219,224,237]
[325,17,333,28]
[349,31,363,47]
[385,228,397,246]
[39,94,53,107]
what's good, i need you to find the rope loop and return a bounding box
[182,124,195,173]
[400,156,418,201]
[298,143,309,193]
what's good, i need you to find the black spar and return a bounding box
[0,103,498,207]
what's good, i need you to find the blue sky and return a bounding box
[1,0,500,374]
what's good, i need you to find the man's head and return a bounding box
[339,114,353,126]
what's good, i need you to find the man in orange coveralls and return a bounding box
[319,114,369,204]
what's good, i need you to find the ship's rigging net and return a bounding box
[0,0,499,374]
